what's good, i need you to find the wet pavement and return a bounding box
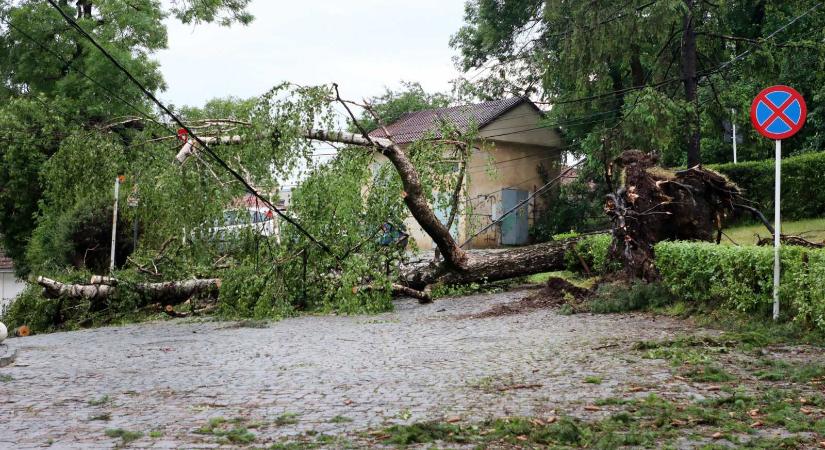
[0,289,711,448]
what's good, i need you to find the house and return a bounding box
[0,247,26,314]
[369,97,563,250]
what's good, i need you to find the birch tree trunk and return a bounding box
[37,276,221,307]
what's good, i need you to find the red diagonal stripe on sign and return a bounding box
[757,91,796,129]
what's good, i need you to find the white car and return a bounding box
[210,207,278,239]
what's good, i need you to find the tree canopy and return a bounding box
[0,0,254,273]
[451,1,825,168]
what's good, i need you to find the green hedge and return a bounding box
[564,234,619,275]
[655,241,825,328]
[711,151,825,220]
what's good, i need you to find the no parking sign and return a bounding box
[750,85,807,321]
[750,85,807,140]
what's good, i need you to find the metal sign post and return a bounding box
[773,139,781,320]
[750,85,807,321]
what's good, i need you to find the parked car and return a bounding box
[209,207,278,240]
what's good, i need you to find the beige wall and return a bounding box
[478,102,563,147]
[377,105,562,252]
[403,145,561,251]
[462,141,561,249]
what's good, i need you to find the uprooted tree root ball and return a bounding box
[605,150,748,280]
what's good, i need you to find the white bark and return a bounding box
[37,276,221,306]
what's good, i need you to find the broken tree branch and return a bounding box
[164,303,218,318]
[37,276,115,301]
[733,203,775,234]
[756,235,825,249]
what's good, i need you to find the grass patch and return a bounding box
[88,395,110,406]
[584,376,603,384]
[89,413,111,421]
[754,359,825,383]
[104,428,143,444]
[589,281,673,313]
[595,397,629,406]
[221,428,256,444]
[329,415,353,424]
[723,218,825,246]
[0,374,13,382]
[194,417,256,444]
[375,390,823,448]
[633,335,736,367]
[274,412,300,426]
[195,417,228,434]
[148,430,163,438]
[527,270,599,290]
[682,364,735,382]
[382,422,466,446]
[694,308,825,348]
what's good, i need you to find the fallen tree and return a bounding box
[29,87,772,317]
[167,92,761,300]
[403,239,573,291]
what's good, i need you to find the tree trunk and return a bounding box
[37,276,114,302]
[36,276,221,308]
[403,239,572,290]
[682,0,701,167]
[630,47,645,88]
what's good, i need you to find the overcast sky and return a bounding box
[155,1,468,108]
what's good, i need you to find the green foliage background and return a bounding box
[451,0,825,167]
[712,151,825,219]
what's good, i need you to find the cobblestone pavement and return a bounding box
[0,289,714,449]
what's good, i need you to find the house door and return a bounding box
[500,188,529,245]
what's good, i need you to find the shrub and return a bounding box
[711,151,825,220]
[565,234,618,275]
[217,262,296,320]
[655,241,825,328]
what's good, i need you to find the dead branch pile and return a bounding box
[467,277,593,319]
[756,235,825,249]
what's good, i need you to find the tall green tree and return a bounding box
[0,0,253,274]
[451,1,825,169]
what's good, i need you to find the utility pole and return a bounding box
[110,175,124,273]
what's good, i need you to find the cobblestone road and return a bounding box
[0,289,711,448]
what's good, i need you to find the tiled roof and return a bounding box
[369,97,535,144]
[229,193,287,209]
[0,247,13,271]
